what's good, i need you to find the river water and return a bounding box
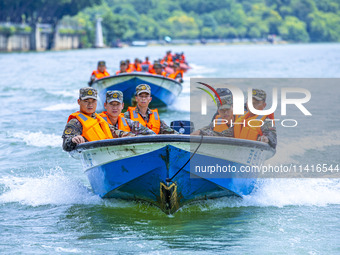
[1,44,340,254]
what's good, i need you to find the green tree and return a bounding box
[0,0,102,24]
[135,15,160,40]
[166,13,200,39]
[308,11,340,41]
[290,0,316,21]
[216,26,238,38]
[278,16,309,41]
[102,11,127,43]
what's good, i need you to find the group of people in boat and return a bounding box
[62,84,277,151]
[191,88,277,149]
[62,85,178,151]
[88,51,186,86]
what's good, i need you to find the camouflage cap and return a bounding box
[136,84,151,95]
[98,60,106,66]
[217,95,233,110]
[153,63,162,69]
[79,87,98,100]
[216,88,232,97]
[120,60,127,65]
[252,89,266,101]
[106,90,123,104]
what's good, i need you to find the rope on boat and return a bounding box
[166,134,204,183]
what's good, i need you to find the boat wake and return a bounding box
[0,167,101,206]
[42,103,78,112]
[47,89,79,99]
[1,169,339,211]
[179,178,340,213]
[188,63,217,76]
[11,131,62,147]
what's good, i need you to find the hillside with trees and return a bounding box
[2,0,340,47]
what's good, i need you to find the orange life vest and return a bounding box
[233,112,270,141]
[67,112,113,141]
[168,70,183,80]
[150,70,167,77]
[127,107,160,134]
[155,71,167,77]
[134,63,142,71]
[166,54,173,62]
[99,112,131,132]
[116,69,131,75]
[142,61,151,65]
[92,70,110,79]
[213,115,239,132]
[127,63,135,72]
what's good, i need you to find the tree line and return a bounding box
[1,0,340,47]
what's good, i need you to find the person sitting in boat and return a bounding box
[192,89,277,148]
[179,52,187,64]
[100,90,156,136]
[124,84,178,134]
[162,50,173,64]
[133,58,142,72]
[115,60,131,75]
[88,61,110,86]
[62,87,134,152]
[141,56,151,72]
[167,62,183,83]
[150,63,167,77]
[191,94,235,137]
[210,88,233,122]
[126,59,135,72]
[233,89,277,148]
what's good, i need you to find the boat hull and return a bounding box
[72,135,275,214]
[91,73,182,108]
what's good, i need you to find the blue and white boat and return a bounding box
[91,73,182,108]
[70,135,275,214]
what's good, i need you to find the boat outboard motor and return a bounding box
[170,121,194,134]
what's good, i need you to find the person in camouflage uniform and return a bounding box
[240,88,277,148]
[124,84,178,134]
[191,94,235,137]
[100,90,156,136]
[62,87,135,152]
[191,89,277,149]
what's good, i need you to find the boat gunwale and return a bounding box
[73,135,276,154]
[93,72,182,87]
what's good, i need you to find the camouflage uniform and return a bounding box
[111,116,156,135]
[124,84,178,134]
[104,90,156,136]
[198,90,277,149]
[199,120,276,148]
[124,106,178,134]
[62,113,134,151]
[247,89,277,149]
[62,87,134,152]
[198,94,234,137]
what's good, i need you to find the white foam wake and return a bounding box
[245,178,340,207]
[48,89,79,98]
[0,167,101,206]
[42,103,78,111]
[12,131,62,147]
[169,96,190,112]
[188,178,340,211]
[188,63,217,75]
